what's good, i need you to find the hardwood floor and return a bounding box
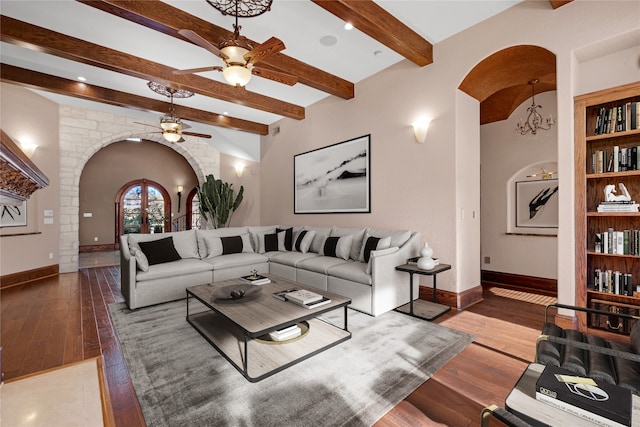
[1,267,553,426]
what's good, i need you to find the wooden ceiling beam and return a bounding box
[0,64,269,135]
[311,0,432,67]
[549,1,573,9]
[0,15,304,120]
[77,0,354,100]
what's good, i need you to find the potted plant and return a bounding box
[196,174,244,229]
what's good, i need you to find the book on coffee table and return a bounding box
[535,365,631,427]
[272,289,332,309]
[240,274,271,285]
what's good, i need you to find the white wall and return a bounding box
[480,91,558,279]
[261,0,640,301]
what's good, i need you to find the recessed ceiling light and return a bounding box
[374,50,383,57]
[320,35,338,47]
[223,111,229,115]
[344,23,353,31]
[77,76,86,81]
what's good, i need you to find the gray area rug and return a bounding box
[109,300,474,426]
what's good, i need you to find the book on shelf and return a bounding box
[535,365,631,427]
[593,269,634,295]
[240,274,271,285]
[594,101,640,135]
[272,289,332,309]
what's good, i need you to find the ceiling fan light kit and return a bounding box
[174,0,296,88]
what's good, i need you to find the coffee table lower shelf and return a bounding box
[187,310,351,382]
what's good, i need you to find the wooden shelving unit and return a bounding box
[574,81,640,336]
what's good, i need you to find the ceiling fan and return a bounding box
[135,82,212,143]
[173,1,297,87]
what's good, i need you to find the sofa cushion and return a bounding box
[136,258,213,282]
[138,237,182,266]
[277,227,294,251]
[537,322,563,367]
[359,234,392,262]
[255,230,286,253]
[561,329,587,376]
[311,233,328,254]
[327,261,372,285]
[586,334,617,385]
[128,229,200,259]
[293,230,315,253]
[203,233,253,258]
[196,227,250,257]
[130,247,150,272]
[330,227,365,261]
[297,256,349,274]
[202,252,269,270]
[270,251,319,267]
[320,235,352,260]
[365,228,412,248]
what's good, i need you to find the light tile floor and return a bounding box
[1,358,106,427]
[79,250,120,269]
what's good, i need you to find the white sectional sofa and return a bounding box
[120,225,421,316]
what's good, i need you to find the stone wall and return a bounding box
[58,106,220,272]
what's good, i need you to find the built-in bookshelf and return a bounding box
[575,81,640,337]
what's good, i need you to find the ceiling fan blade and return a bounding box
[178,29,228,60]
[177,137,186,143]
[172,66,223,75]
[244,37,286,65]
[182,131,212,139]
[252,67,297,86]
[133,121,159,128]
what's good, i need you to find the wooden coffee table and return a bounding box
[186,275,351,382]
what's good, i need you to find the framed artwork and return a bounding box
[515,179,559,228]
[294,134,371,214]
[0,201,27,227]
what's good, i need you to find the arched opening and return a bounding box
[459,45,559,296]
[115,179,171,239]
[186,187,201,230]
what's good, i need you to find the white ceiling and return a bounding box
[1,0,522,160]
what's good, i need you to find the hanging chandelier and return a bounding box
[515,79,556,136]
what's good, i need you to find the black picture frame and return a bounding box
[294,134,371,214]
[515,179,559,229]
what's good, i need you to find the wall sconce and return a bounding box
[177,185,183,212]
[20,141,38,158]
[411,120,430,143]
[235,164,245,178]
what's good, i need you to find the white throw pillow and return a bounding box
[321,235,353,261]
[130,247,149,272]
[359,234,392,262]
[293,230,315,253]
[256,230,286,253]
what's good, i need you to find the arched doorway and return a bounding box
[186,187,201,230]
[115,179,171,239]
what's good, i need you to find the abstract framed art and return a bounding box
[515,179,559,229]
[294,135,371,214]
[0,201,27,227]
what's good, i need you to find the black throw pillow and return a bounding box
[138,237,181,266]
[323,236,340,258]
[362,236,381,263]
[276,227,293,251]
[264,232,279,252]
[221,235,243,254]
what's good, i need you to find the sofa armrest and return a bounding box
[119,235,137,309]
[368,232,421,315]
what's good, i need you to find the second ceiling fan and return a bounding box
[174,0,297,87]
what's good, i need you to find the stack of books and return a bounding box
[267,324,301,341]
[597,201,639,213]
[239,274,271,285]
[535,365,631,427]
[272,288,332,309]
